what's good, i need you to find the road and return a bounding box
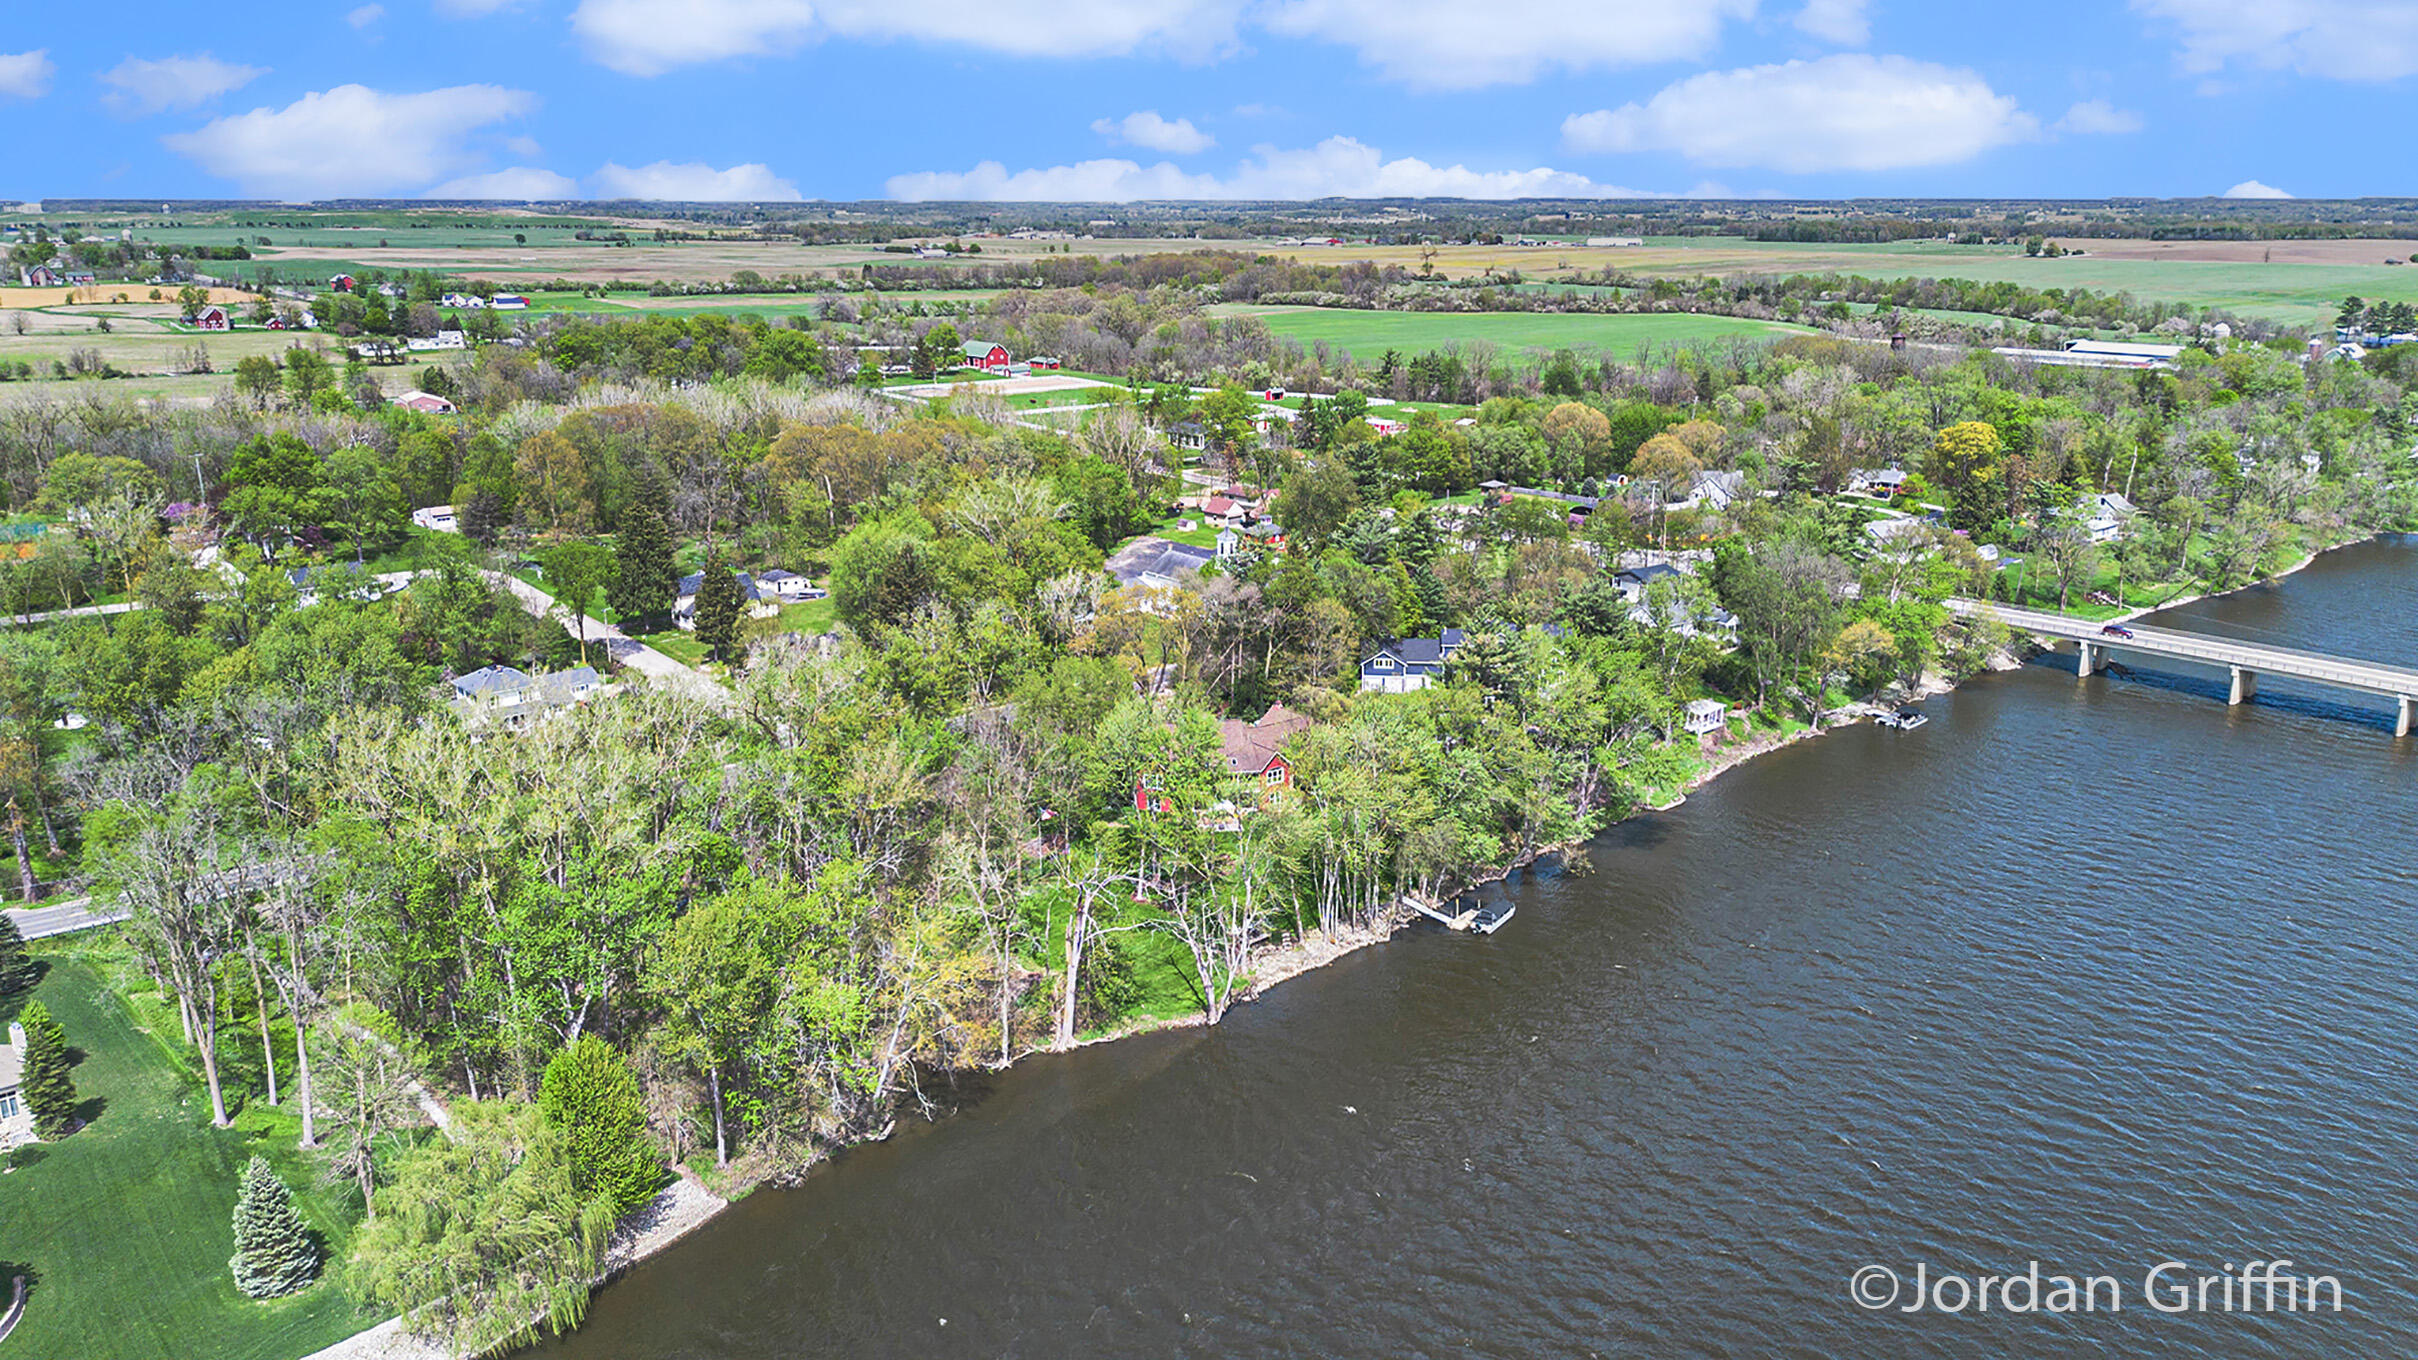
[3,601,140,627]
[5,896,127,939]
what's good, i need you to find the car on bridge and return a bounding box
[2101,624,2136,639]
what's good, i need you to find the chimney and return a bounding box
[6,1022,22,1053]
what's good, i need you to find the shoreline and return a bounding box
[299,532,2377,1359]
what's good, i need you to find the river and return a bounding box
[535,536,2418,1359]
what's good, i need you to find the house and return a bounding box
[960,340,1010,372]
[1683,698,1729,736]
[1027,355,1061,370]
[449,665,603,725]
[390,390,457,415]
[0,1022,33,1147]
[1613,560,1685,602]
[754,568,821,603]
[411,504,459,533]
[405,330,469,351]
[191,304,231,331]
[673,570,781,628]
[1214,526,1240,559]
[2080,491,2136,545]
[1106,536,1215,590]
[1168,421,1208,451]
[1360,627,1468,692]
[1865,516,1932,547]
[1366,417,1408,437]
[1217,703,1315,794]
[440,292,485,309]
[1674,470,1746,511]
[1848,467,1909,498]
[490,294,529,310]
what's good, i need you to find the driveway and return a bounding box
[5,897,128,939]
[486,572,729,707]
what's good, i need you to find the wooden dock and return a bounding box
[1403,892,1517,935]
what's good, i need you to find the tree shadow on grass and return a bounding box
[71,1094,105,1130]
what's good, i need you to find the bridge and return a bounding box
[1949,600,2418,737]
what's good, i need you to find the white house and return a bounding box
[1683,698,1729,736]
[1215,526,1240,559]
[0,1021,35,1146]
[411,504,460,533]
[753,569,822,603]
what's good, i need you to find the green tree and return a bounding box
[0,912,35,994]
[537,1036,661,1213]
[644,885,779,1168]
[691,546,745,663]
[354,1101,615,1356]
[540,542,617,666]
[1928,420,2007,535]
[321,445,406,566]
[18,998,76,1138]
[1274,454,1360,555]
[283,348,334,406]
[229,1155,321,1298]
[221,432,332,555]
[1195,385,1261,466]
[607,463,677,629]
[233,354,282,410]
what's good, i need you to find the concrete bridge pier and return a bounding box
[2230,666,2257,706]
[2077,641,2101,677]
[2399,695,2414,739]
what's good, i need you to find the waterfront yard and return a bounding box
[0,948,376,1360]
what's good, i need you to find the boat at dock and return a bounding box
[1876,708,1929,730]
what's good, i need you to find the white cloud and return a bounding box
[571,0,1237,75]
[2054,99,2143,135]
[505,134,544,157]
[100,54,269,116]
[888,135,1666,201]
[590,160,802,200]
[347,3,385,24]
[1562,55,2038,173]
[430,166,578,198]
[162,84,536,198]
[0,50,55,100]
[1091,111,1215,154]
[2221,179,2293,198]
[1794,0,1870,44]
[2133,0,2418,81]
[1259,0,1752,89]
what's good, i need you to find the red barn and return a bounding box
[191,305,231,331]
[961,340,1010,372]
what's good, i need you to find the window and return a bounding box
[1371,658,1394,670]
[0,1092,18,1120]
[1265,768,1285,784]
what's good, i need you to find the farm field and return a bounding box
[1205,305,1813,357]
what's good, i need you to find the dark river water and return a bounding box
[537,536,2418,1360]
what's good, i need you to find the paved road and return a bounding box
[3,601,140,627]
[1957,599,2418,701]
[487,572,730,708]
[4,897,127,939]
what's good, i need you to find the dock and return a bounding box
[1403,892,1517,935]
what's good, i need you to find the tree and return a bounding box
[0,911,33,994]
[645,885,780,1167]
[692,546,744,664]
[176,284,211,318]
[221,433,332,557]
[229,1155,322,1298]
[607,462,678,629]
[538,1036,661,1212]
[234,354,281,410]
[1929,420,2006,534]
[18,999,76,1138]
[1274,455,1359,555]
[354,1101,615,1357]
[539,542,616,666]
[321,445,406,567]
[284,348,334,406]
[514,430,593,536]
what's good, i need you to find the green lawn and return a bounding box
[0,951,377,1360]
[634,628,710,666]
[1203,305,1814,359]
[772,598,838,634]
[1145,517,1222,550]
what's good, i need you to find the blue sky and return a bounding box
[0,1,2413,202]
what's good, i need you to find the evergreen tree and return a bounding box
[18,1000,75,1138]
[229,1155,321,1298]
[537,1036,662,1213]
[691,546,745,665]
[609,463,678,630]
[0,913,35,995]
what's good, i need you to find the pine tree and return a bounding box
[229,1155,321,1298]
[691,546,745,665]
[609,462,678,629]
[0,913,35,995]
[17,1000,75,1139]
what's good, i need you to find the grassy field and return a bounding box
[1206,305,1813,358]
[0,950,378,1360]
